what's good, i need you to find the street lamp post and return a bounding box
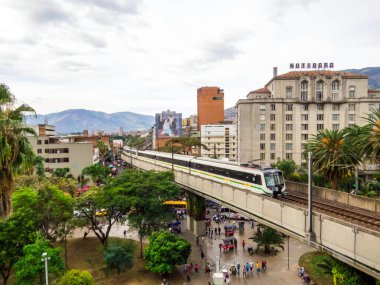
[41,252,49,285]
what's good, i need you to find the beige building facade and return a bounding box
[201,124,237,160]
[28,125,94,177]
[237,70,380,166]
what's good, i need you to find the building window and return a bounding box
[286,143,293,150]
[270,134,276,140]
[286,87,293,99]
[301,124,308,131]
[270,143,275,151]
[270,153,276,160]
[332,114,340,121]
[259,124,265,131]
[349,104,356,111]
[301,114,308,121]
[286,124,293,131]
[260,114,265,121]
[301,134,308,140]
[301,80,308,101]
[260,153,265,160]
[286,134,293,140]
[270,104,276,111]
[270,114,275,121]
[316,80,324,101]
[37,149,42,153]
[317,114,324,120]
[286,104,293,111]
[332,124,339,130]
[349,86,355,98]
[369,103,374,110]
[333,104,340,111]
[44,140,49,144]
[286,153,293,160]
[260,104,266,111]
[316,104,324,111]
[317,124,324,130]
[37,140,42,145]
[260,143,265,150]
[332,80,340,91]
[348,114,356,121]
[260,134,265,140]
[270,124,275,131]
[286,114,293,121]
[348,124,356,128]
[301,104,309,111]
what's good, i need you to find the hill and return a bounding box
[343,67,380,89]
[26,109,154,134]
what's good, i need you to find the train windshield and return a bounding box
[264,172,284,187]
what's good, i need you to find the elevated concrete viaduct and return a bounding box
[121,152,380,280]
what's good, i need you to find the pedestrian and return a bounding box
[189,263,193,273]
[123,230,126,239]
[242,239,245,251]
[246,262,250,276]
[214,226,217,236]
[219,243,223,253]
[251,220,254,228]
[234,238,237,249]
[218,226,221,235]
[186,272,191,282]
[256,261,261,273]
[262,259,267,271]
[249,260,254,273]
[194,263,199,273]
[201,250,205,260]
[225,273,230,284]
[196,235,199,247]
[83,231,88,240]
[236,263,240,275]
[201,236,205,245]
[184,264,188,273]
[210,229,213,239]
[205,227,208,236]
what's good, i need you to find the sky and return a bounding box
[0,0,379,117]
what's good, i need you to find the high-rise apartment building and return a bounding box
[237,70,380,166]
[201,124,237,160]
[197,87,224,130]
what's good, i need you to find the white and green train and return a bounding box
[124,148,286,198]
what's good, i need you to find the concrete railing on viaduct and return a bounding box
[122,153,380,280]
[286,180,380,213]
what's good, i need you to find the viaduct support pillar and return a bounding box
[186,191,206,236]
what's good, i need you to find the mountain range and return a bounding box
[27,67,380,133]
[26,109,154,134]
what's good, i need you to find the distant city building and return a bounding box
[201,123,237,160]
[153,110,182,150]
[197,87,224,130]
[119,127,124,136]
[27,124,94,177]
[236,69,380,166]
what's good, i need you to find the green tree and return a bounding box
[53,168,73,179]
[59,269,94,285]
[115,170,180,257]
[144,231,191,275]
[304,129,362,190]
[13,186,74,244]
[354,109,380,160]
[97,141,109,165]
[33,156,45,177]
[124,135,146,150]
[103,244,134,275]
[14,236,64,285]
[76,186,127,245]
[159,137,208,155]
[249,226,284,254]
[47,176,78,197]
[82,163,111,185]
[0,83,36,217]
[274,159,297,179]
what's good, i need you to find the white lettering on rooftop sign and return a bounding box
[289,63,334,70]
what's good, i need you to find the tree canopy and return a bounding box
[249,226,284,254]
[144,231,191,275]
[59,269,94,285]
[81,163,111,186]
[0,83,36,217]
[103,243,134,275]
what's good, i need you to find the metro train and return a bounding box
[123,148,286,198]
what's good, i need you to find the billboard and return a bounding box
[155,110,182,138]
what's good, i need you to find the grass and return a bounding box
[298,251,334,285]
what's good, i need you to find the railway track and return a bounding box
[282,192,380,232]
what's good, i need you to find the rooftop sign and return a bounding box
[290,62,334,69]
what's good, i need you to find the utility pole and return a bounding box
[287,235,290,270]
[171,145,174,172]
[355,166,359,194]
[41,252,49,285]
[308,152,316,241]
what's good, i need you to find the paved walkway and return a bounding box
[74,216,314,285]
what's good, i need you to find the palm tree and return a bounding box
[249,226,284,254]
[97,141,109,165]
[304,129,362,190]
[82,163,111,185]
[0,84,36,218]
[52,168,72,178]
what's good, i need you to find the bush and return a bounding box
[103,243,135,275]
[60,269,94,285]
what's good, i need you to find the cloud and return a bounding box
[80,33,107,48]
[75,0,142,15]
[56,60,95,72]
[266,0,319,20]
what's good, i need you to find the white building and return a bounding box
[236,69,380,166]
[201,124,237,160]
